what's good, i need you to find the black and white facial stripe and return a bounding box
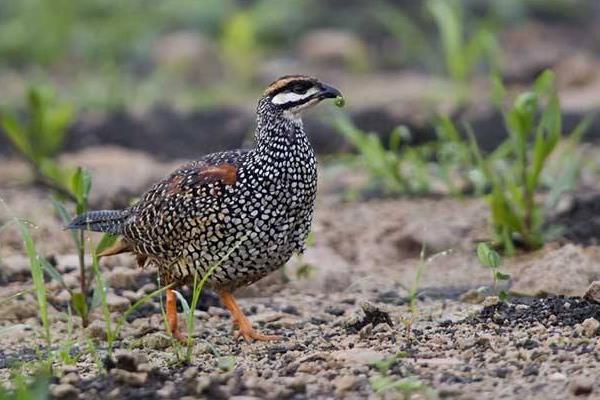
[269,79,321,111]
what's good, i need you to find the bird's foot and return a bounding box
[235,326,282,342]
[170,328,188,344]
[219,291,282,342]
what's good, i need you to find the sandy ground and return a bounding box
[2,147,600,399]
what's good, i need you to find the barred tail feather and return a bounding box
[67,210,127,235]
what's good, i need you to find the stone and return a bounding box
[114,350,140,372]
[0,255,31,282]
[459,289,485,304]
[106,293,130,312]
[584,281,600,303]
[107,267,139,289]
[110,368,148,387]
[549,372,567,382]
[345,301,393,334]
[577,318,600,338]
[50,383,79,400]
[157,381,176,398]
[511,244,600,296]
[332,348,386,365]
[87,319,107,340]
[570,376,594,396]
[122,290,140,302]
[334,375,359,395]
[482,296,500,307]
[60,372,80,385]
[1,300,37,320]
[140,332,171,350]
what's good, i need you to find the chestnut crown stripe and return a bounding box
[263,75,317,96]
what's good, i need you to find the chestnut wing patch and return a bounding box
[167,163,238,195]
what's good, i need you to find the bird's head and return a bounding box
[260,75,343,118]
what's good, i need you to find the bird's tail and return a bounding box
[67,210,127,235]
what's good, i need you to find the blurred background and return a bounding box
[1,0,600,160]
[4,4,600,395]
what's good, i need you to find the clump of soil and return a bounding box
[345,301,393,334]
[469,296,600,328]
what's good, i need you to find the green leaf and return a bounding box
[71,292,88,320]
[477,243,501,268]
[495,271,510,280]
[19,221,51,345]
[1,113,33,160]
[40,256,69,292]
[499,290,509,302]
[173,290,190,315]
[490,73,506,108]
[96,233,119,255]
[533,70,555,96]
[71,167,92,213]
[45,103,74,156]
[217,356,236,372]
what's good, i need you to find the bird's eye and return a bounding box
[291,85,307,94]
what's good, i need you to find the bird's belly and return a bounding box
[169,177,315,289]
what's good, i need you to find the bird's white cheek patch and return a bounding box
[271,88,319,105]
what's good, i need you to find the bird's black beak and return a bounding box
[318,83,342,99]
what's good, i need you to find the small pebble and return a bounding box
[570,376,594,396]
[549,372,567,382]
[50,383,79,400]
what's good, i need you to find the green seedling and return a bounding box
[90,240,114,352]
[427,0,500,90]
[370,376,425,395]
[51,168,98,327]
[477,243,510,301]
[1,86,75,200]
[217,356,237,372]
[18,221,51,351]
[334,116,476,197]
[468,70,590,254]
[182,238,245,363]
[373,352,408,374]
[0,370,50,400]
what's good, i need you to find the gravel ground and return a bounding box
[2,149,600,399]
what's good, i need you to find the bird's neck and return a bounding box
[254,112,309,155]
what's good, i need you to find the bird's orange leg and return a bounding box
[166,288,187,343]
[219,291,281,342]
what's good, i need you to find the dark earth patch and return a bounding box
[553,191,600,246]
[468,296,600,328]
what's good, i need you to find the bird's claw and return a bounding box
[235,327,282,342]
[170,329,188,344]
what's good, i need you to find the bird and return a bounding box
[68,75,343,342]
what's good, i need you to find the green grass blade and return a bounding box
[19,222,51,347]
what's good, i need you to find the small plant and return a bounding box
[334,116,477,197]
[398,245,427,339]
[0,370,50,400]
[370,376,431,399]
[51,168,94,327]
[19,222,51,351]
[169,238,245,363]
[370,353,435,400]
[477,242,510,301]
[427,0,500,87]
[468,71,589,254]
[1,86,75,200]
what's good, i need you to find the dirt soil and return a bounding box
[2,147,600,400]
